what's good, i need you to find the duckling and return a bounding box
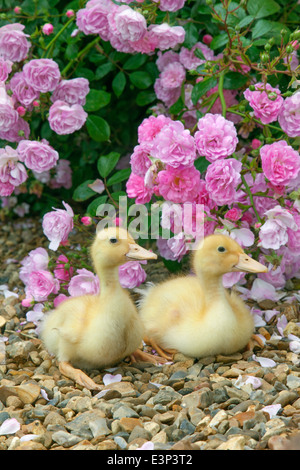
[139,234,268,360]
[40,227,160,390]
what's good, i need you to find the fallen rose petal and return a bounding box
[102,373,122,386]
[289,340,300,354]
[277,314,288,336]
[252,355,276,367]
[0,418,21,435]
[94,389,111,399]
[88,178,105,194]
[138,441,155,450]
[20,434,38,442]
[261,404,281,418]
[41,389,49,401]
[264,309,280,322]
[245,376,262,389]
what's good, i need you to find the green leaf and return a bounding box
[123,54,148,70]
[252,19,273,39]
[86,195,108,217]
[169,96,185,114]
[209,33,228,50]
[136,91,156,106]
[237,15,254,28]
[97,152,120,179]
[73,180,96,202]
[95,62,115,79]
[223,72,249,89]
[247,0,280,18]
[182,22,199,49]
[191,77,217,105]
[106,168,131,186]
[112,71,126,97]
[84,89,111,112]
[129,71,153,89]
[86,115,110,142]
[194,157,210,173]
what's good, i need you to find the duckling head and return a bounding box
[91,226,157,268]
[192,234,267,277]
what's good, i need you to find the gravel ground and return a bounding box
[0,217,300,451]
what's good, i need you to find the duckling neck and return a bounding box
[196,272,226,303]
[95,265,122,295]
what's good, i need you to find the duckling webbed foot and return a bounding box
[246,334,265,352]
[129,349,168,365]
[143,336,177,361]
[59,361,102,391]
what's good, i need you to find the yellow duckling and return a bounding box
[40,227,159,390]
[139,234,268,360]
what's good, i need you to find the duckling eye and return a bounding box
[109,237,118,244]
[217,246,226,252]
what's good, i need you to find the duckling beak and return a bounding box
[126,243,157,261]
[233,253,268,273]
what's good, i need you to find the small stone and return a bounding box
[151,430,168,444]
[96,440,118,450]
[217,435,246,450]
[283,322,300,337]
[272,390,298,407]
[128,426,150,443]
[114,435,128,449]
[153,387,182,406]
[144,421,160,437]
[286,375,300,390]
[43,411,66,428]
[119,417,143,433]
[89,417,111,438]
[209,410,228,429]
[112,405,139,420]
[52,430,82,448]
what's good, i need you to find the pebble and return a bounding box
[1,217,300,450]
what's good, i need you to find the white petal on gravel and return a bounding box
[0,418,21,435]
[261,404,281,418]
[20,434,38,442]
[252,355,276,367]
[138,441,155,450]
[94,389,111,399]
[103,373,122,386]
[41,389,49,401]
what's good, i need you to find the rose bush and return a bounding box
[0,0,299,326]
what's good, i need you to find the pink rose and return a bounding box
[159,0,185,11]
[151,120,196,168]
[42,201,74,251]
[48,100,87,135]
[76,0,114,40]
[194,113,238,161]
[0,58,12,82]
[154,77,181,107]
[179,42,215,71]
[278,92,300,137]
[159,62,186,89]
[126,172,154,204]
[287,214,300,253]
[225,207,242,221]
[138,114,173,143]
[260,140,300,186]
[23,59,61,93]
[25,270,59,302]
[243,82,283,124]
[148,23,185,51]
[49,159,72,189]
[53,294,68,308]
[258,205,298,250]
[156,51,180,72]
[109,6,147,43]
[42,23,54,35]
[156,166,201,203]
[0,84,19,133]
[156,233,188,262]
[54,254,74,281]
[0,146,27,196]
[119,261,147,289]
[19,247,49,284]
[0,23,30,62]
[17,139,59,173]
[0,116,30,143]
[51,78,90,106]
[130,144,152,177]
[68,268,100,297]
[205,158,242,206]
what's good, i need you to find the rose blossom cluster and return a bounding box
[126,112,244,260]
[76,0,185,54]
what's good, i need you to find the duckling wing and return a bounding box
[139,276,204,342]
